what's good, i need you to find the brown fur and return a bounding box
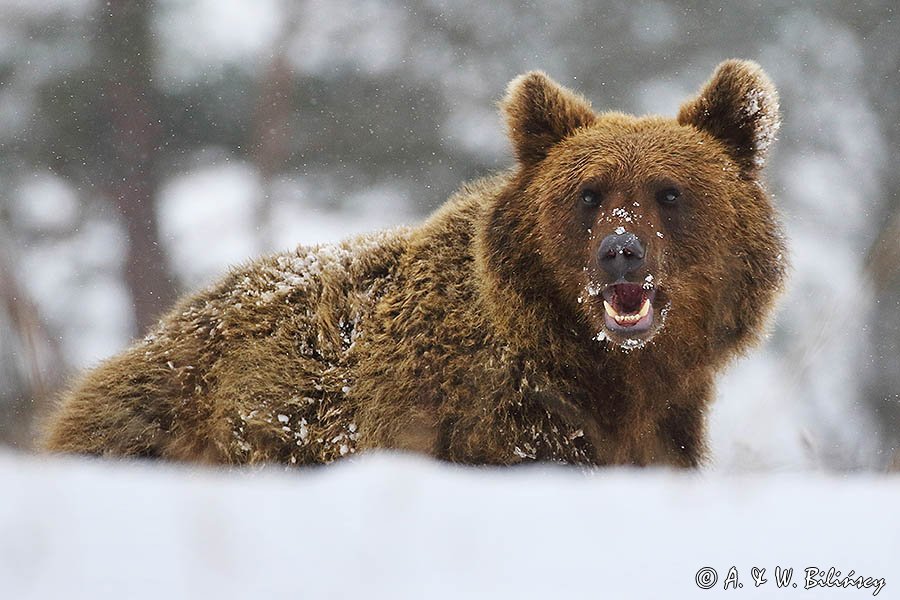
[43,60,787,468]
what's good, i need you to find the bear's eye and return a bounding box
[656,187,681,205]
[581,188,601,207]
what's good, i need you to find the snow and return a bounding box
[157,161,264,288]
[288,1,412,77]
[154,0,283,85]
[743,86,780,167]
[14,215,133,369]
[10,172,80,232]
[611,207,637,222]
[265,177,415,251]
[0,450,895,599]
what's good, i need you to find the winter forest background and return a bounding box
[0,0,898,471]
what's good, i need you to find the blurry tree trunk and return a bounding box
[251,14,298,250]
[0,238,64,448]
[866,204,900,292]
[99,0,176,333]
[888,449,900,473]
[866,198,900,457]
[253,54,294,181]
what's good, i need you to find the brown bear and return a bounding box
[43,59,786,468]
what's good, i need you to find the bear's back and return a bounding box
[44,227,412,464]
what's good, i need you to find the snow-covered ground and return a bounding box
[0,450,895,599]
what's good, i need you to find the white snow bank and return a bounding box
[0,451,895,599]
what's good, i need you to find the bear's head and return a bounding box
[487,60,787,357]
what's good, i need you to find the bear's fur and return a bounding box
[43,60,787,468]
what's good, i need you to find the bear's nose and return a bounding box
[598,232,645,280]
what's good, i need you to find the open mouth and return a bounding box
[602,283,655,333]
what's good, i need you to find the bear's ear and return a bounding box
[677,59,780,176]
[500,71,596,165]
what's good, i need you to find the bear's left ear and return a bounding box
[501,71,596,165]
[677,59,780,176]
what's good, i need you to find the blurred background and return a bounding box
[0,0,896,470]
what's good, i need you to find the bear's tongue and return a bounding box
[613,284,644,314]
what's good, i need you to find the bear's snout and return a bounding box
[598,232,645,281]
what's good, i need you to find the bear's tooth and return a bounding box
[638,298,651,318]
[616,313,637,324]
[603,300,618,318]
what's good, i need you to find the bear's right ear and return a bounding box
[500,71,596,165]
